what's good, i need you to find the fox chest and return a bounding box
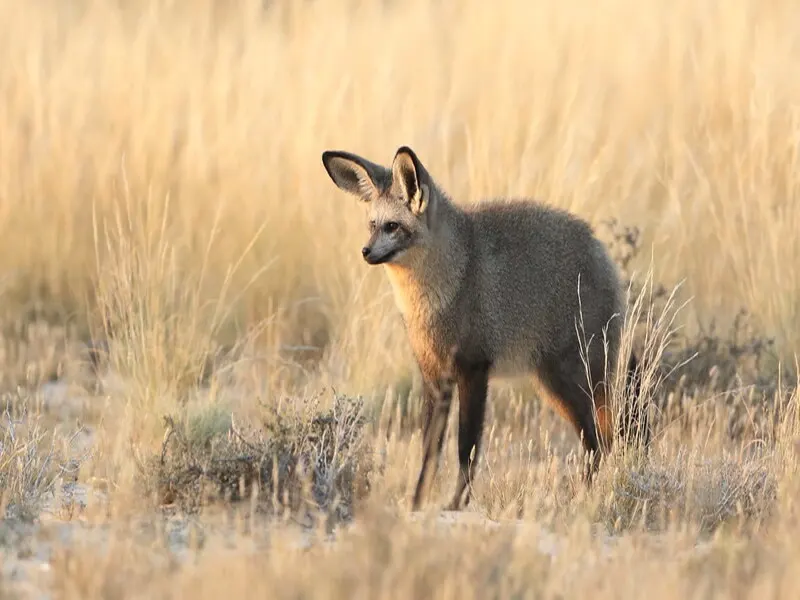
[385,274,455,375]
[402,312,455,379]
[385,269,432,322]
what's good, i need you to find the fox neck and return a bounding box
[383,204,469,326]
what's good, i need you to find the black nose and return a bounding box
[361,246,371,258]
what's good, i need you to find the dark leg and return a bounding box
[538,357,603,484]
[446,359,491,511]
[411,375,455,511]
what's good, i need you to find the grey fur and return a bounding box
[321,146,647,511]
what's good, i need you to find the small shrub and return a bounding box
[594,451,776,535]
[0,400,77,522]
[140,393,371,525]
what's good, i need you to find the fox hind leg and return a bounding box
[538,356,604,482]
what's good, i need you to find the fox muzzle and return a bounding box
[361,246,398,265]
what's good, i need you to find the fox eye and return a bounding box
[383,221,400,234]
[368,220,377,231]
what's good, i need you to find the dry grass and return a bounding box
[44,510,800,600]
[1,0,800,597]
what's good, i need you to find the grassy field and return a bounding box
[1,0,800,597]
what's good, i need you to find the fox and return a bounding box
[321,145,649,512]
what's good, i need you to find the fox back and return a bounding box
[442,201,625,378]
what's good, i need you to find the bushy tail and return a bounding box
[618,352,652,450]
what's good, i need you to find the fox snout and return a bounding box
[361,245,376,263]
[361,244,397,265]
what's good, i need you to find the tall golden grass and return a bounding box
[1,0,799,387]
[2,0,800,597]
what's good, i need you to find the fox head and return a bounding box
[321,146,436,266]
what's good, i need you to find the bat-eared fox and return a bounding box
[321,145,649,511]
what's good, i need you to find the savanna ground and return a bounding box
[1,0,800,597]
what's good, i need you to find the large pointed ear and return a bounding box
[321,150,386,202]
[392,146,429,215]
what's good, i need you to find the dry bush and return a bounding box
[600,454,775,534]
[141,393,371,524]
[0,400,78,522]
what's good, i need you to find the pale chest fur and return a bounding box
[384,266,441,323]
[384,265,452,376]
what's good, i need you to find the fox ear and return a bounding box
[392,146,429,215]
[321,150,386,202]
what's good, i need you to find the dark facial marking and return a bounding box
[361,221,413,265]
